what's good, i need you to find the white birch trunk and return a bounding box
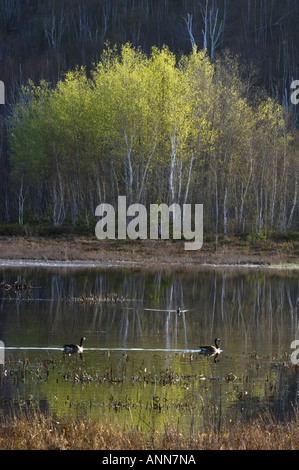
[223,186,228,239]
[239,151,253,229]
[169,130,177,205]
[214,173,219,252]
[287,179,298,230]
[137,132,157,203]
[184,152,194,205]
[18,178,26,226]
[124,131,134,204]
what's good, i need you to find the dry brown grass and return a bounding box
[0,235,298,271]
[1,412,299,450]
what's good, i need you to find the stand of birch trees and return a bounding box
[9,44,298,236]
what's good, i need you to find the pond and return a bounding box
[0,266,299,435]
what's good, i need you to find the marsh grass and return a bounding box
[1,410,299,450]
[0,236,298,270]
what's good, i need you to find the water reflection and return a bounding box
[0,267,298,432]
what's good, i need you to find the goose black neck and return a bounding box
[214,338,219,348]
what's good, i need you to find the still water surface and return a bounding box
[0,266,299,433]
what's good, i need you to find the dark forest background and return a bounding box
[1,1,298,102]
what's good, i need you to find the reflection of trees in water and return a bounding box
[196,272,299,353]
[29,270,299,355]
[1,269,299,423]
[228,362,299,423]
[33,270,190,349]
[3,269,298,353]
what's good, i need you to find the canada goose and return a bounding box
[63,337,86,354]
[199,338,221,356]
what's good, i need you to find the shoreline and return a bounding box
[0,236,298,271]
[0,259,299,272]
